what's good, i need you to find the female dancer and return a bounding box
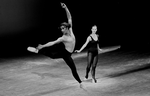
[75,25,102,83]
[31,3,82,87]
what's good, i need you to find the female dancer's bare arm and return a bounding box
[76,37,91,53]
[96,35,102,51]
[97,44,102,51]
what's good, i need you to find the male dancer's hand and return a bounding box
[61,2,66,8]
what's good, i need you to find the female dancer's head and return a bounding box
[91,25,97,34]
[60,22,71,34]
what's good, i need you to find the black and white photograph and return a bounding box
[0,0,149,96]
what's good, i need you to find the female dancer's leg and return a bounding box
[85,52,94,79]
[91,55,98,83]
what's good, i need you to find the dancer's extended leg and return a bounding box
[63,56,82,83]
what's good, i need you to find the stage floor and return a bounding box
[1,47,150,96]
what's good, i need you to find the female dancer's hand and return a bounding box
[61,2,66,8]
[98,48,102,51]
[75,50,81,53]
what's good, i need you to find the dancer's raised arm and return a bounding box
[61,3,72,27]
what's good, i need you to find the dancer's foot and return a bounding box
[34,48,39,53]
[83,77,88,81]
[27,47,39,53]
[79,82,83,88]
[92,78,97,83]
[32,47,39,53]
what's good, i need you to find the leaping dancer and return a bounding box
[27,3,83,88]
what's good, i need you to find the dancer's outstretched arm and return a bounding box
[76,36,91,53]
[37,37,64,50]
[96,35,102,51]
[97,44,102,51]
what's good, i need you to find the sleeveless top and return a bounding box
[88,35,99,52]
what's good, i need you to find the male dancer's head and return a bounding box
[60,22,71,35]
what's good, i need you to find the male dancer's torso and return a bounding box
[62,28,75,53]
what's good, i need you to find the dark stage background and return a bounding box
[0,0,149,58]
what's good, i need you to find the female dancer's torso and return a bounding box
[88,34,99,52]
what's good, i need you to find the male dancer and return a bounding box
[28,3,83,87]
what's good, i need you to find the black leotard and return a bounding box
[88,35,99,56]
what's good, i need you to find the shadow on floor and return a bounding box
[106,63,150,77]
